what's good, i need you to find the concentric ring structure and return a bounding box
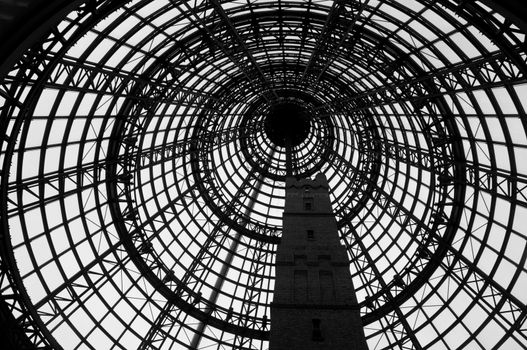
[1,0,527,349]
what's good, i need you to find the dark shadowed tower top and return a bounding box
[270,173,368,350]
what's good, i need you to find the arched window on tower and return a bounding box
[302,186,314,211]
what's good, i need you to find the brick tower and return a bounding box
[270,173,368,350]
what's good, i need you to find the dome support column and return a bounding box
[285,138,293,177]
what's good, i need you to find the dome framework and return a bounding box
[0,0,526,349]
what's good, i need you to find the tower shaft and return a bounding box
[270,174,368,349]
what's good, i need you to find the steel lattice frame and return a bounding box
[0,0,527,349]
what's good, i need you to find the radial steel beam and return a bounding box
[302,0,371,85]
[138,169,261,349]
[170,0,278,103]
[188,155,273,348]
[315,47,527,115]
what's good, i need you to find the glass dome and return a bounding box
[0,0,526,349]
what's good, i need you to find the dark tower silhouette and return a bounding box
[271,174,367,349]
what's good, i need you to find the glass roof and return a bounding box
[0,0,526,349]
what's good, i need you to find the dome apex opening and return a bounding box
[264,103,311,147]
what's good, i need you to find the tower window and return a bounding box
[307,230,314,240]
[303,197,313,210]
[312,318,324,342]
[319,271,335,303]
[293,270,308,303]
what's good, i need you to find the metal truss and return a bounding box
[1,0,527,349]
